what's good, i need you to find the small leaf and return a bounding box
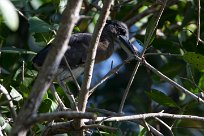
[183,52,204,70]
[0,0,19,31]
[10,86,23,101]
[159,61,183,78]
[144,15,157,46]
[28,17,51,33]
[146,90,179,108]
[0,116,12,133]
[38,98,52,113]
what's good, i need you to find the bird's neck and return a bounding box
[95,29,114,63]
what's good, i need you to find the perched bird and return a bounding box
[32,20,136,81]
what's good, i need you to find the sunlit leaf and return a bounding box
[0,116,12,133]
[10,86,23,101]
[0,0,19,31]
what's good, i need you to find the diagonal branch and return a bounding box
[118,0,168,113]
[78,0,114,112]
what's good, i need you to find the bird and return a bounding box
[32,20,137,82]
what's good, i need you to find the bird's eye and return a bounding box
[119,28,126,35]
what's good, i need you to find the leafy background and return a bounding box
[1,0,204,135]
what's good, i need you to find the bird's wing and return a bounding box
[32,33,92,69]
[62,33,92,68]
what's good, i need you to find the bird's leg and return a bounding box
[58,80,79,111]
[50,84,68,111]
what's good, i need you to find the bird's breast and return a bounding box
[56,66,84,82]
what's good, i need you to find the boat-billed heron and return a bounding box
[32,20,137,81]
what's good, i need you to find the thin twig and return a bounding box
[142,119,153,136]
[83,124,118,132]
[118,0,167,113]
[196,0,200,45]
[63,55,81,91]
[50,84,67,111]
[125,5,158,27]
[31,111,97,124]
[155,117,174,136]
[144,53,182,57]
[143,59,204,104]
[87,108,163,136]
[0,84,17,119]
[89,57,134,96]
[93,112,204,122]
[58,81,78,111]
[22,61,24,82]
[118,58,140,113]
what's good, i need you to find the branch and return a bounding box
[143,59,204,104]
[155,117,173,136]
[125,5,157,27]
[89,57,134,96]
[0,84,17,119]
[196,0,200,45]
[10,0,83,135]
[94,113,204,122]
[31,111,97,124]
[87,108,163,136]
[118,0,167,113]
[78,0,114,112]
[50,84,67,111]
[62,55,81,91]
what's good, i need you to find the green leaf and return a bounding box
[146,90,179,108]
[38,98,52,113]
[10,86,23,101]
[144,15,157,46]
[138,127,147,136]
[0,0,19,31]
[0,116,12,133]
[158,61,183,78]
[28,17,51,33]
[183,52,204,70]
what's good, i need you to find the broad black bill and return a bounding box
[119,35,137,56]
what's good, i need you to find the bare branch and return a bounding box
[0,84,17,119]
[94,113,204,122]
[155,117,174,136]
[125,5,157,27]
[83,124,118,132]
[50,84,67,111]
[119,0,168,113]
[78,0,114,112]
[58,81,78,111]
[196,0,201,45]
[31,111,97,124]
[62,55,81,91]
[89,57,134,96]
[143,59,204,104]
[144,53,182,57]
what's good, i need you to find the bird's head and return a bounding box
[105,20,129,39]
[105,20,137,55]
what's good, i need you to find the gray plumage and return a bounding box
[32,20,132,81]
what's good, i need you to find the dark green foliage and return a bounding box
[1,0,204,135]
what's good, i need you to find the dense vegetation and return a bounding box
[1,0,204,135]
